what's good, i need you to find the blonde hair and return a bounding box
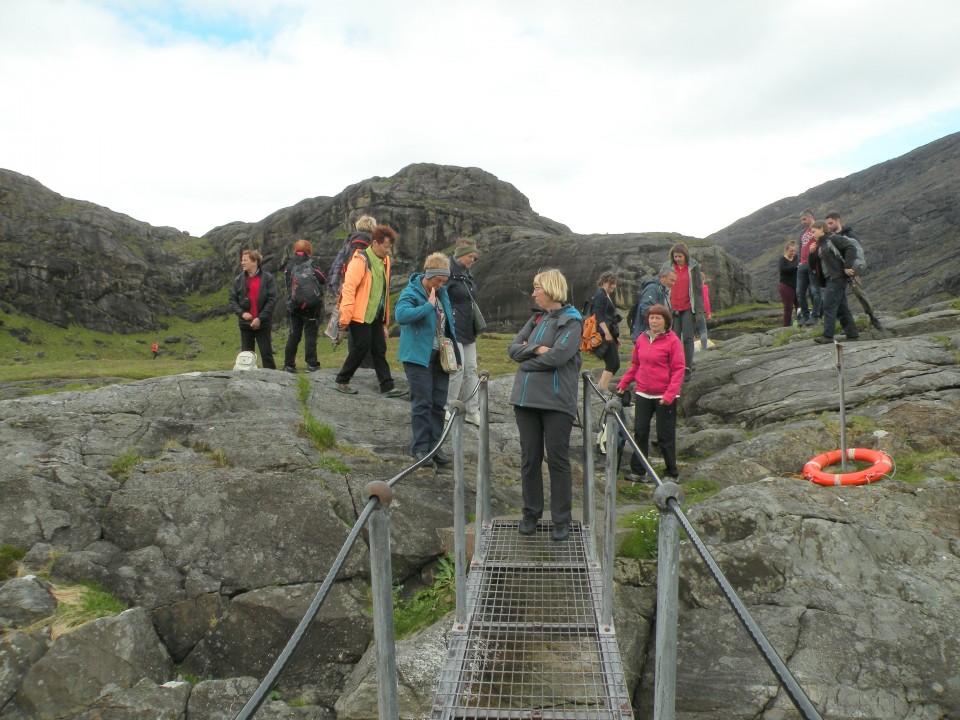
[534,268,568,303]
[355,215,377,233]
[424,252,449,271]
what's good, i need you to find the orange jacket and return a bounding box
[337,249,391,325]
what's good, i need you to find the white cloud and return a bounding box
[2,0,959,237]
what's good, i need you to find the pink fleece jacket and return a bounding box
[617,329,686,404]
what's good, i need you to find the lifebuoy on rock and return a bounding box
[803,448,893,486]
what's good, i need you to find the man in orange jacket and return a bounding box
[333,225,408,398]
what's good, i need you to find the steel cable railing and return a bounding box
[581,371,823,720]
[234,371,490,720]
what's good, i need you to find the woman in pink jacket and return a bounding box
[616,304,685,482]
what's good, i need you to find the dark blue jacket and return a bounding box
[446,256,479,344]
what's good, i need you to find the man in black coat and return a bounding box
[825,212,883,330]
[809,221,859,344]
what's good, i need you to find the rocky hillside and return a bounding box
[0,164,755,335]
[707,131,960,311]
[1,302,958,718]
[0,170,228,333]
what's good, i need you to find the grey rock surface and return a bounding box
[0,576,56,629]
[12,607,172,720]
[0,307,958,719]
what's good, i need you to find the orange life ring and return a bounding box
[803,448,893,486]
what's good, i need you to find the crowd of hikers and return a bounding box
[227,209,879,539]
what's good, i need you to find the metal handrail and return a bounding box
[581,372,823,720]
[235,371,490,720]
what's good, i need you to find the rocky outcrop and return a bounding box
[707,130,960,311]
[471,228,753,327]
[1,164,757,335]
[0,169,227,332]
[0,306,958,718]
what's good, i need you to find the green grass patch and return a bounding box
[297,376,311,405]
[617,508,659,559]
[393,556,456,639]
[41,580,128,638]
[899,307,920,318]
[313,455,351,475]
[711,302,774,318]
[931,334,954,349]
[681,477,720,504]
[772,328,802,347]
[108,450,141,480]
[299,414,336,451]
[1,544,26,580]
[891,449,956,483]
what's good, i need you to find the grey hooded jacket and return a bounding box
[508,304,583,418]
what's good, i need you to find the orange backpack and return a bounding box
[580,309,602,351]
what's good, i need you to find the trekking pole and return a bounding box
[835,341,849,472]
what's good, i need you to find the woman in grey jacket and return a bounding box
[508,269,582,541]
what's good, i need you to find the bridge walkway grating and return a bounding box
[431,519,633,720]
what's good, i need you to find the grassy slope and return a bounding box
[0,307,605,385]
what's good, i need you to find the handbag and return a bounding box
[471,301,487,334]
[436,307,458,374]
[439,337,458,374]
[465,285,486,334]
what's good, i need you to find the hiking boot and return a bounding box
[411,451,434,467]
[623,472,648,484]
[813,336,834,344]
[871,319,884,330]
[433,449,452,467]
[465,412,481,427]
[283,365,297,373]
[335,383,358,394]
[518,516,538,536]
[381,387,409,399]
[551,522,570,541]
[305,364,321,373]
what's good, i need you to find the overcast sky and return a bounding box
[3,0,960,239]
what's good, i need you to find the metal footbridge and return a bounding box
[430,519,630,720]
[235,372,824,720]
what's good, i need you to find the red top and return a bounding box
[799,228,815,263]
[701,283,712,315]
[671,264,691,311]
[246,276,262,318]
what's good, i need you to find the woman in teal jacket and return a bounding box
[396,253,461,467]
[508,268,582,541]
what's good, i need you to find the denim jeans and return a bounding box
[796,266,822,320]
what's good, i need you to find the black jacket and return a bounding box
[446,256,479,344]
[812,233,857,285]
[589,288,620,339]
[228,267,279,328]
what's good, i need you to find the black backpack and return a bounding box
[328,232,372,297]
[290,260,325,312]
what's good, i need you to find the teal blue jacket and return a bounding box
[395,273,461,368]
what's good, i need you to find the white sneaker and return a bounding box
[465,412,481,426]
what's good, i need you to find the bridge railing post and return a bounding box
[601,398,621,628]
[365,481,400,720]
[475,372,491,546]
[582,371,595,530]
[653,481,683,720]
[450,400,468,628]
